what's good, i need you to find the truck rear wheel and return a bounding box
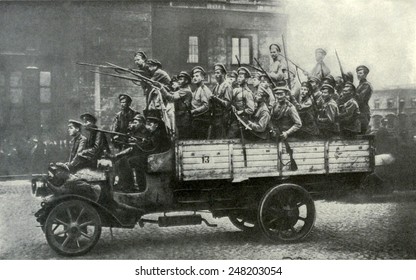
[258,184,315,242]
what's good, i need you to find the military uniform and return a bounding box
[247,102,271,140]
[269,59,287,85]
[227,84,255,138]
[295,96,320,138]
[270,100,302,138]
[317,99,339,137]
[190,67,212,139]
[67,120,88,172]
[211,80,232,139]
[356,78,373,134]
[338,98,361,137]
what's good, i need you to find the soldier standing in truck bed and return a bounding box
[355,65,373,134]
[162,71,193,139]
[246,87,271,141]
[210,63,232,139]
[338,82,361,138]
[190,66,212,139]
[268,43,287,85]
[316,84,340,138]
[227,67,255,138]
[304,48,331,80]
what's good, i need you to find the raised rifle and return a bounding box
[253,57,277,89]
[282,35,291,90]
[76,62,147,76]
[235,55,241,68]
[335,49,346,82]
[276,54,307,73]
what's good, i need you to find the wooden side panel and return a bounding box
[327,139,371,173]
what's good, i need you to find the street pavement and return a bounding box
[0,180,415,260]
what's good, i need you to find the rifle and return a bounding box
[232,107,248,167]
[276,54,307,73]
[77,62,147,76]
[282,35,291,91]
[271,126,298,171]
[85,126,145,143]
[335,49,346,82]
[254,57,277,88]
[235,55,241,68]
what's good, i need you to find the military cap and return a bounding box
[269,43,281,52]
[228,70,238,78]
[191,66,206,76]
[237,67,251,78]
[178,71,192,83]
[146,59,162,68]
[214,63,227,74]
[171,75,178,83]
[345,71,354,83]
[356,65,370,74]
[308,76,321,84]
[145,109,162,123]
[134,50,147,60]
[80,113,97,124]
[118,94,132,103]
[322,75,336,88]
[272,86,291,94]
[68,119,83,129]
[321,83,335,92]
[315,48,327,55]
[301,81,313,92]
[343,81,356,91]
[133,114,145,122]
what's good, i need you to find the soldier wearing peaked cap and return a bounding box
[252,71,275,108]
[162,71,193,139]
[316,84,340,138]
[269,86,302,140]
[355,65,372,134]
[79,113,110,169]
[294,81,320,138]
[321,75,339,101]
[304,48,331,80]
[190,66,212,139]
[246,86,271,141]
[308,76,324,109]
[65,119,87,172]
[338,82,361,137]
[227,67,255,138]
[210,63,233,139]
[227,70,238,89]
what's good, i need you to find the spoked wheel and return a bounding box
[228,212,258,233]
[258,184,315,242]
[45,200,102,256]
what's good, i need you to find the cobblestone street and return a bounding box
[0,180,415,260]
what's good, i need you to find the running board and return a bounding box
[139,214,217,228]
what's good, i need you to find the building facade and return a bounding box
[370,85,416,135]
[0,0,287,142]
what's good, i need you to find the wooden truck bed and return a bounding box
[175,137,375,182]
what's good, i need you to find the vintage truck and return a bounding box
[32,135,375,256]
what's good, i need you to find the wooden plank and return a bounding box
[182,169,230,177]
[233,149,278,156]
[328,157,369,164]
[182,162,230,170]
[233,154,279,162]
[282,164,325,171]
[282,168,326,176]
[182,145,229,152]
[182,156,229,164]
[287,141,326,147]
[182,150,230,157]
[282,146,325,153]
[328,151,370,158]
[280,158,325,165]
[328,145,370,152]
[329,140,368,146]
[329,167,371,173]
[234,160,278,168]
[329,162,370,169]
[281,152,324,160]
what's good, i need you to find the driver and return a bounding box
[65,120,87,172]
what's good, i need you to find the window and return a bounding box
[374,99,380,109]
[9,71,23,104]
[232,37,251,65]
[412,98,416,108]
[187,36,199,63]
[387,98,395,109]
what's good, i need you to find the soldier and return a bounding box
[112,112,170,192]
[355,65,373,134]
[79,113,109,169]
[190,66,212,139]
[227,70,238,89]
[112,94,138,189]
[316,84,340,138]
[321,75,339,101]
[246,88,271,141]
[294,81,320,138]
[253,72,275,108]
[268,43,287,85]
[338,82,361,137]
[308,76,323,109]
[304,48,331,80]
[210,63,232,139]
[227,67,255,138]
[66,120,87,172]
[162,71,193,139]
[269,86,302,140]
